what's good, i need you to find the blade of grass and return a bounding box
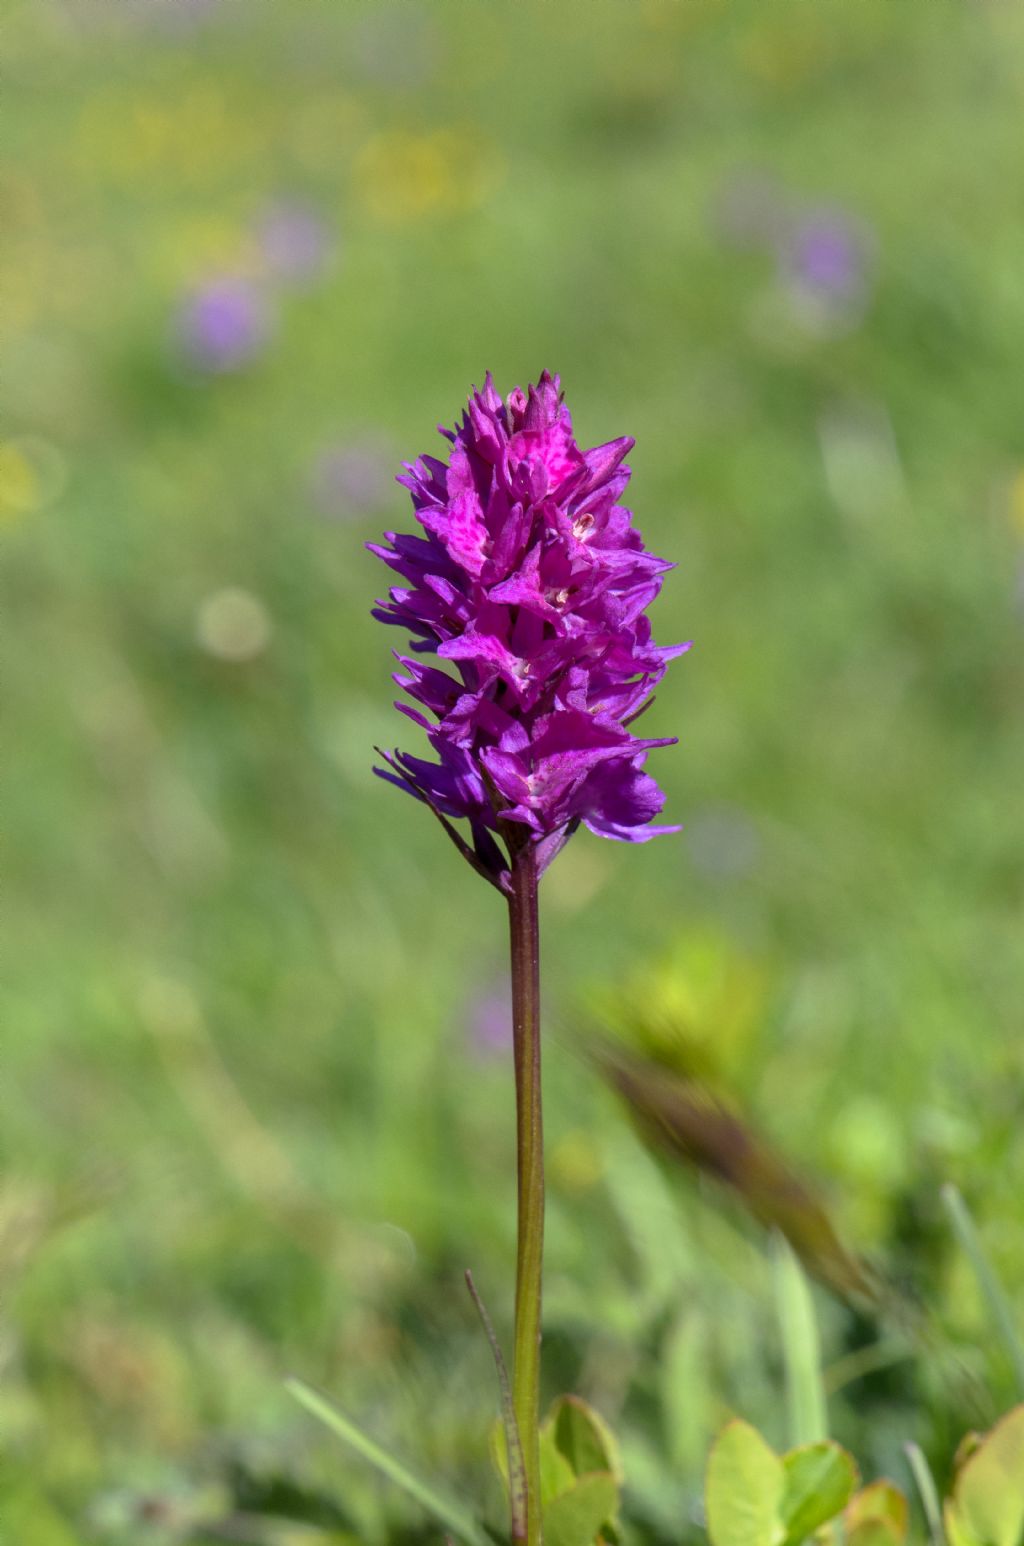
[773,1232,827,1444]
[942,1184,1024,1397]
[904,1442,944,1546]
[285,1377,491,1546]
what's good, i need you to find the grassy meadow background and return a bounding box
[3,0,1024,1540]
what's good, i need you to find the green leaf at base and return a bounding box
[552,1395,625,1488]
[543,1472,619,1546]
[846,1480,909,1543]
[944,1405,1024,1546]
[780,1441,859,1543]
[847,1522,905,1546]
[706,1421,786,1546]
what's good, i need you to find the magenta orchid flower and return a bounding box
[370,371,687,893]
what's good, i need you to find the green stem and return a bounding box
[508,845,544,1546]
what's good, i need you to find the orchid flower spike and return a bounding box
[370,372,688,892]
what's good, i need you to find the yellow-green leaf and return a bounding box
[847,1521,904,1546]
[947,1406,1024,1546]
[706,1421,786,1546]
[780,1441,859,1543]
[539,1414,577,1506]
[552,1395,624,1487]
[946,1498,982,1546]
[543,1472,619,1546]
[847,1481,909,1542]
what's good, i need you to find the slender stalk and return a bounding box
[507,845,544,1546]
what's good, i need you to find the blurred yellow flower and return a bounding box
[0,445,38,518]
[74,84,261,187]
[0,438,67,521]
[738,19,830,89]
[353,128,502,224]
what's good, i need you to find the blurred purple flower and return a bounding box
[311,439,393,519]
[784,207,873,309]
[370,372,688,891]
[256,200,333,286]
[175,279,271,374]
[714,171,876,333]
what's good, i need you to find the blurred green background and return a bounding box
[4,0,1024,1540]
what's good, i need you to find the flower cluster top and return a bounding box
[370,372,686,890]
